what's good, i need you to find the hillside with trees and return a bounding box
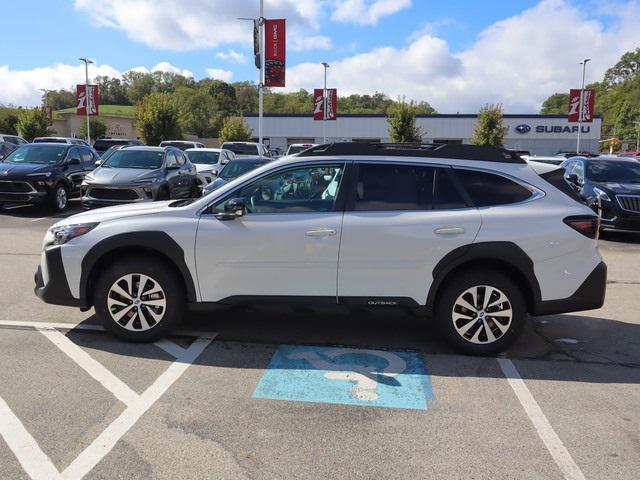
[541,49,640,149]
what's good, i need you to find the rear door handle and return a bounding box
[434,226,465,235]
[306,228,337,237]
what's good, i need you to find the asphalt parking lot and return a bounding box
[1,202,639,480]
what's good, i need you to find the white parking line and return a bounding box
[0,396,62,480]
[29,217,48,223]
[497,358,586,480]
[62,336,213,480]
[39,328,140,407]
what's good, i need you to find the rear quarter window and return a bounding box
[453,169,533,207]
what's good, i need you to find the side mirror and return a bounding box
[94,160,103,168]
[68,157,81,165]
[211,169,219,177]
[216,198,246,221]
[166,163,180,170]
[566,173,579,184]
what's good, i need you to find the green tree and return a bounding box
[386,98,423,143]
[135,93,182,145]
[16,108,52,141]
[604,48,640,86]
[540,93,569,115]
[614,100,640,143]
[472,104,508,147]
[218,116,252,143]
[46,89,76,110]
[94,76,130,105]
[176,88,219,137]
[78,117,107,141]
[0,108,20,135]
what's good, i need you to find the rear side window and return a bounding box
[454,169,532,207]
[353,164,467,211]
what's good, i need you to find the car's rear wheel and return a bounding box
[94,257,184,342]
[50,184,68,212]
[435,269,526,356]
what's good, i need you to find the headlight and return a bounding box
[45,223,99,247]
[133,176,162,184]
[26,172,52,178]
[593,187,611,202]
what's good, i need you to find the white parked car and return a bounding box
[0,133,28,146]
[185,148,236,186]
[35,143,606,355]
[286,143,318,155]
[221,141,271,158]
[33,136,90,146]
[159,140,205,150]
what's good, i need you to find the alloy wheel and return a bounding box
[56,187,67,210]
[451,285,513,344]
[107,273,166,331]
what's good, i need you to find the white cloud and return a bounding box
[216,50,248,64]
[73,0,324,51]
[151,61,194,77]
[0,62,195,107]
[286,0,640,112]
[205,68,234,82]
[331,0,411,26]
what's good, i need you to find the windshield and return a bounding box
[159,141,192,151]
[586,161,640,183]
[186,151,220,165]
[219,160,264,179]
[33,138,67,143]
[102,150,164,170]
[3,145,67,164]
[94,139,128,151]
[222,143,259,155]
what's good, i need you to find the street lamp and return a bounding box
[321,62,330,144]
[79,57,94,144]
[39,89,51,126]
[239,0,264,150]
[576,58,590,154]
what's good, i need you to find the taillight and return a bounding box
[563,215,599,239]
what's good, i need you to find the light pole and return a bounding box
[635,121,640,152]
[39,89,51,126]
[321,62,330,144]
[576,58,590,154]
[79,57,94,144]
[239,0,264,150]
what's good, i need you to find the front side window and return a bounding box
[453,169,533,207]
[353,164,467,211]
[215,164,344,214]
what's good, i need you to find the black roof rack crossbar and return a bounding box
[296,142,526,164]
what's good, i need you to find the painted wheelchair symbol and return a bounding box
[288,348,407,401]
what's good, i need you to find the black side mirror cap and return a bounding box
[216,197,246,220]
[68,158,81,165]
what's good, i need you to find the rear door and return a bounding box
[337,162,481,306]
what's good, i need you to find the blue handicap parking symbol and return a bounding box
[253,345,434,410]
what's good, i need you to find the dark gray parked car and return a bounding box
[81,146,199,209]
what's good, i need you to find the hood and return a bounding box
[87,167,163,185]
[0,162,57,179]
[53,200,174,227]
[598,182,640,195]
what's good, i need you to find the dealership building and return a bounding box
[245,114,602,156]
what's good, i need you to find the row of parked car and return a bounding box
[0,135,302,212]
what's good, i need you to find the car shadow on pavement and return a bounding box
[0,199,83,218]
[67,305,640,385]
[600,230,640,244]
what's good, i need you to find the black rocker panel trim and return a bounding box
[427,241,542,310]
[80,231,197,306]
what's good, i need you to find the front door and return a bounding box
[195,163,347,301]
[338,163,481,305]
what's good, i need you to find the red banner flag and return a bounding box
[568,88,595,123]
[76,84,99,116]
[264,19,286,87]
[314,88,337,121]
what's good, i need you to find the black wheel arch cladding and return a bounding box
[80,231,197,306]
[427,241,542,310]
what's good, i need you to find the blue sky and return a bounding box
[1,0,638,111]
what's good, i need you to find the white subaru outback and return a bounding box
[35,143,607,355]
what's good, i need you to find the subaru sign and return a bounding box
[515,124,531,134]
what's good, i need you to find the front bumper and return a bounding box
[0,180,49,205]
[533,261,607,316]
[34,246,84,308]
[81,184,155,209]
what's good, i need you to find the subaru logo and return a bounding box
[515,124,531,134]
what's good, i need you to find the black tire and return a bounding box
[435,269,526,356]
[49,184,68,212]
[94,256,184,342]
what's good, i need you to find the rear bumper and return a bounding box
[34,247,84,308]
[533,261,607,316]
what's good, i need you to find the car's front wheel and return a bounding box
[94,257,184,342]
[435,269,526,356]
[50,184,68,212]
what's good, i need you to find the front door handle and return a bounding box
[306,228,336,237]
[434,226,465,235]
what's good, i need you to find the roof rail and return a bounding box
[297,142,526,164]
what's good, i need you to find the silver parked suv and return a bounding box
[81,146,199,209]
